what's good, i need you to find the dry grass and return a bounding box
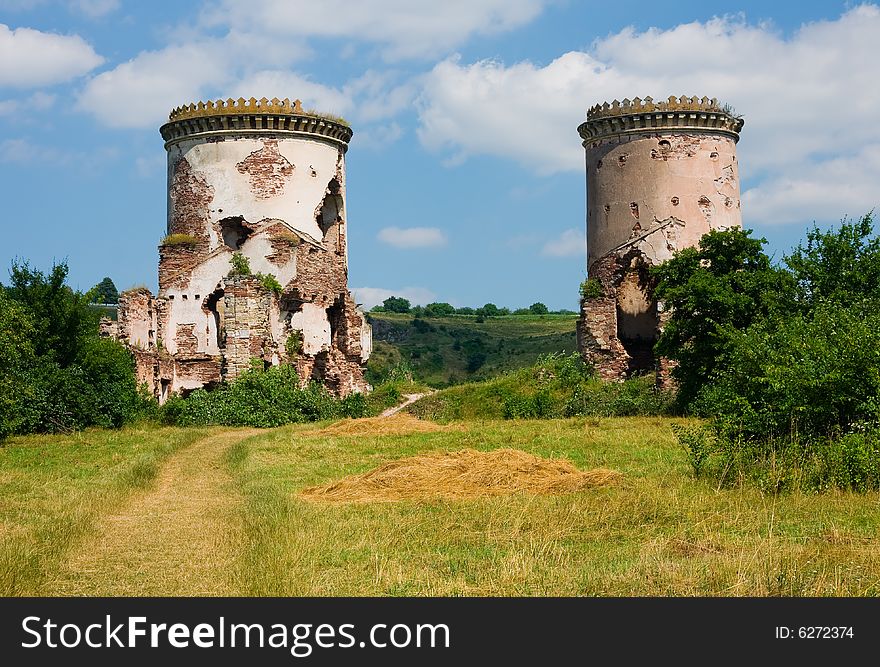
[311,413,464,437]
[48,429,259,596]
[300,448,620,503]
[230,418,880,596]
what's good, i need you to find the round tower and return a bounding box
[576,95,744,382]
[116,97,371,401]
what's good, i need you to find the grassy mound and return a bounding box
[406,353,673,421]
[299,448,620,503]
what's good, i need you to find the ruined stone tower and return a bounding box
[117,97,372,402]
[576,95,744,382]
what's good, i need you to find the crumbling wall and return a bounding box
[222,275,277,381]
[119,121,370,402]
[117,288,156,350]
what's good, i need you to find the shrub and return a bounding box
[694,302,880,441]
[160,363,366,427]
[579,278,603,300]
[229,252,251,276]
[652,228,796,409]
[423,302,455,317]
[1,260,156,438]
[256,272,283,295]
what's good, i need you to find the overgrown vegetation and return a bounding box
[656,214,880,492]
[407,353,672,421]
[0,261,154,440]
[160,233,199,247]
[160,363,368,428]
[228,252,282,295]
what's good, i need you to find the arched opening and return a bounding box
[615,265,659,374]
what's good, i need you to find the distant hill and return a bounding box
[366,312,578,387]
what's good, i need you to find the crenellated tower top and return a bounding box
[579,95,744,144]
[160,96,353,150]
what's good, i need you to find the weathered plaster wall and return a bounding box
[291,302,332,355]
[166,135,345,247]
[585,133,741,271]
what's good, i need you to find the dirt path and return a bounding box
[49,428,259,596]
[380,392,432,418]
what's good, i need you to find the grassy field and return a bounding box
[367,312,578,386]
[2,417,878,596]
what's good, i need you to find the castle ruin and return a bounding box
[576,95,744,383]
[116,97,372,402]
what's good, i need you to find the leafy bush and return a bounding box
[579,278,603,300]
[229,252,252,276]
[382,296,411,313]
[256,272,283,295]
[528,302,549,315]
[694,302,880,441]
[0,291,37,439]
[652,227,796,409]
[1,260,156,439]
[160,363,367,427]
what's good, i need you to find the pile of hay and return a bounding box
[299,448,621,503]
[310,414,463,437]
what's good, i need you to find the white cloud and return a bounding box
[229,70,352,118]
[378,226,447,248]
[541,229,585,257]
[351,122,404,151]
[742,143,880,226]
[0,0,119,14]
[0,137,68,163]
[76,41,233,128]
[0,24,103,87]
[0,91,55,115]
[76,39,354,128]
[201,0,548,60]
[71,0,119,18]
[415,5,880,223]
[351,286,437,309]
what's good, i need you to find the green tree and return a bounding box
[652,228,796,409]
[4,260,100,366]
[785,213,880,308]
[476,303,500,317]
[382,296,411,313]
[529,302,549,315]
[92,276,119,304]
[697,302,880,440]
[423,302,455,317]
[0,291,36,439]
[2,259,153,436]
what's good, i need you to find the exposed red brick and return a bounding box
[236,139,294,199]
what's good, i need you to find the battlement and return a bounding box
[160,97,353,149]
[579,95,743,143]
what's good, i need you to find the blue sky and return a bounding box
[1,0,877,310]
